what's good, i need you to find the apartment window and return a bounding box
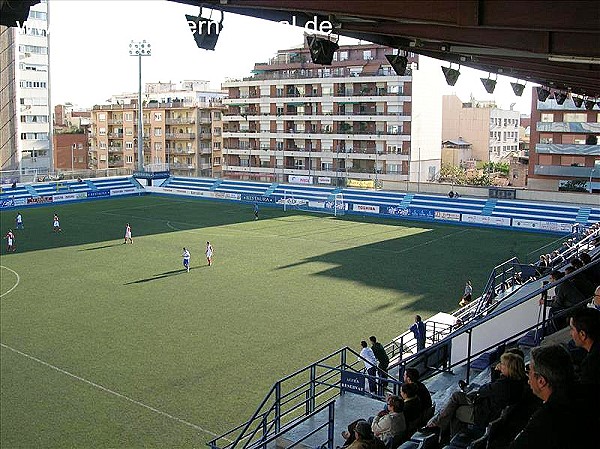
[19,80,47,88]
[213,157,221,165]
[294,158,305,169]
[339,51,348,61]
[126,155,133,163]
[276,87,284,97]
[28,10,47,20]
[125,142,133,149]
[540,134,553,144]
[153,127,162,136]
[154,112,162,121]
[18,44,47,54]
[213,127,221,136]
[19,62,47,71]
[363,50,372,60]
[540,113,554,123]
[387,164,400,174]
[125,113,133,121]
[20,115,48,123]
[98,113,106,121]
[125,127,133,136]
[563,113,587,123]
[213,142,221,149]
[99,127,106,136]
[99,142,107,149]
[213,111,221,120]
[321,162,332,171]
[154,142,163,151]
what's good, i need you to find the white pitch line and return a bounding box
[0,265,20,298]
[0,343,225,440]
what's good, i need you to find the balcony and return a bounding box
[536,122,600,133]
[108,132,123,139]
[165,132,195,140]
[170,163,195,169]
[108,119,123,125]
[108,147,123,153]
[165,117,196,125]
[535,143,600,155]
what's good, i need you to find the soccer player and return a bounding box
[5,229,15,252]
[15,212,23,230]
[254,203,259,220]
[53,213,61,232]
[205,241,213,266]
[124,223,133,244]
[182,247,191,272]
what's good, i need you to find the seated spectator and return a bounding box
[345,420,386,449]
[569,307,600,386]
[399,383,422,434]
[509,345,595,449]
[579,252,600,283]
[403,367,433,413]
[426,352,527,438]
[587,285,600,311]
[567,258,596,297]
[371,395,406,445]
[548,270,586,329]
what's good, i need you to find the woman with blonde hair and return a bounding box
[426,351,527,438]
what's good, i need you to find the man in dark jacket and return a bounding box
[569,307,600,386]
[509,345,595,449]
[370,335,389,394]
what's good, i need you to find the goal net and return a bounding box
[280,190,346,217]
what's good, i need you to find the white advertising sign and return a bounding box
[354,204,380,214]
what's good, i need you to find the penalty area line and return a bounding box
[0,266,20,299]
[0,343,226,440]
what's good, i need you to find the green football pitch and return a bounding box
[0,195,559,448]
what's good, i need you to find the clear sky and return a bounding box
[48,0,533,114]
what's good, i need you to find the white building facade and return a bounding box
[0,0,51,175]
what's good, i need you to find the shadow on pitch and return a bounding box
[80,243,125,251]
[125,266,204,284]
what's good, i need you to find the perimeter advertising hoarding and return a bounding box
[462,214,511,226]
[347,179,375,189]
[241,194,276,204]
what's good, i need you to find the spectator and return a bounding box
[371,395,406,445]
[587,285,600,311]
[459,281,473,307]
[509,345,595,449]
[579,252,600,283]
[343,420,386,449]
[360,340,378,394]
[410,315,426,351]
[569,308,600,385]
[427,352,527,437]
[548,270,586,329]
[399,383,422,434]
[403,367,433,413]
[568,258,595,297]
[370,336,389,394]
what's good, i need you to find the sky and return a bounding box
[48,0,533,114]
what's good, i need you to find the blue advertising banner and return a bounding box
[385,206,435,220]
[241,194,276,204]
[0,198,15,209]
[340,370,365,395]
[86,190,110,198]
[408,207,435,220]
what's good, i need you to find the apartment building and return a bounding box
[53,132,89,171]
[90,101,224,177]
[0,0,50,175]
[529,89,600,192]
[442,95,520,164]
[221,42,441,187]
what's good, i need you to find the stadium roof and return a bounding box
[173,0,600,98]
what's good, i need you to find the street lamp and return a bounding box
[129,39,151,172]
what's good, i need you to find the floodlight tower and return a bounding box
[129,40,151,172]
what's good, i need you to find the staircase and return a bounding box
[575,207,591,224]
[210,179,223,191]
[400,193,414,208]
[25,185,38,196]
[481,199,497,216]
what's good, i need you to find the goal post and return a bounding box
[333,192,345,217]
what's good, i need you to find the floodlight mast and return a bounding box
[129,40,152,172]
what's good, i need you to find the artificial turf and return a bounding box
[0,195,559,448]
